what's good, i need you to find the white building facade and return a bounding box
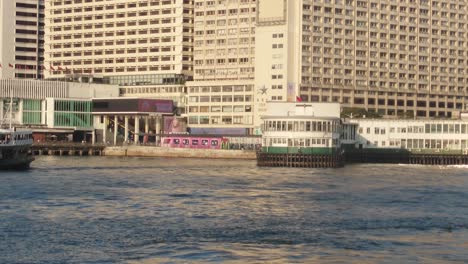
[254,0,468,134]
[44,0,194,107]
[186,0,257,135]
[0,0,45,79]
[350,119,468,153]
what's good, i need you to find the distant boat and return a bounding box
[0,129,34,170]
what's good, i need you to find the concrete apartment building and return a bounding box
[255,0,468,131]
[43,0,194,109]
[185,0,257,135]
[0,0,45,79]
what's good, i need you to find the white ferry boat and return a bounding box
[0,129,34,170]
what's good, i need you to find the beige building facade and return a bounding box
[0,0,45,79]
[44,0,194,108]
[186,0,257,134]
[255,0,468,133]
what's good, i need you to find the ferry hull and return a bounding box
[0,146,34,170]
[0,155,34,170]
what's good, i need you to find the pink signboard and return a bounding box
[163,116,187,134]
[138,99,173,113]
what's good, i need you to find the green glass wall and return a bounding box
[54,100,92,128]
[23,99,42,125]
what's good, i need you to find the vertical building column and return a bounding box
[145,116,149,134]
[40,100,47,125]
[18,99,24,124]
[103,115,107,144]
[155,116,161,145]
[113,115,118,145]
[134,115,140,144]
[91,130,96,145]
[124,115,129,143]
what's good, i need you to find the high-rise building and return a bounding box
[185,0,257,135]
[0,0,45,79]
[44,0,194,107]
[255,0,468,132]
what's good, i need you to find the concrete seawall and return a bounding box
[103,146,257,160]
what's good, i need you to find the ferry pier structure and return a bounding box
[257,102,347,168]
[257,102,468,168]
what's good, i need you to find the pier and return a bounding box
[256,152,343,168]
[31,143,105,156]
[344,149,468,166]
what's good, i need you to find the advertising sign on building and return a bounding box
[163,116,187,134]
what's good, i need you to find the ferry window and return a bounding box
[211,140,218,146]
[288,122,293,131]
[375,128,379,134]
[317,122,322,131]
[182,139,189,145]
[425,124,431,133]
[312,122,317,131]
[202,139,208,145]
[390,127,395,133]
[299,122,305,131]
[366,128,370,134]
[462,124,467,133]
[443,124,448,133]
[192,139,199,145]
[163,139,171,144]
[437,124,442,133]
[174,139,180,144]
[282,121,286,131]
[455,124,460,133]
[381,128,385,134]
[306,122,311,131]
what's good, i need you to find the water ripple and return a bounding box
[0,156,467,263]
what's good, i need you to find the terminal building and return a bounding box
[0,79,119,142]
[92,98,179,145]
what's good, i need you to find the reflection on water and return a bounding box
[1,156,467,263]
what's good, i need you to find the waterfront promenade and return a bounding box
[32,142,256,160]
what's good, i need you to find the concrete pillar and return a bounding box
[124,116,129,143]
[19,99,24,124]
[134,115,140,144]
[145,116,149,134]
[155,116,161,145]
[103,115,107,144]
[91,130,96,145]
[113,115,118,145]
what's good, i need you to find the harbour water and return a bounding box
[1,156,468,263]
